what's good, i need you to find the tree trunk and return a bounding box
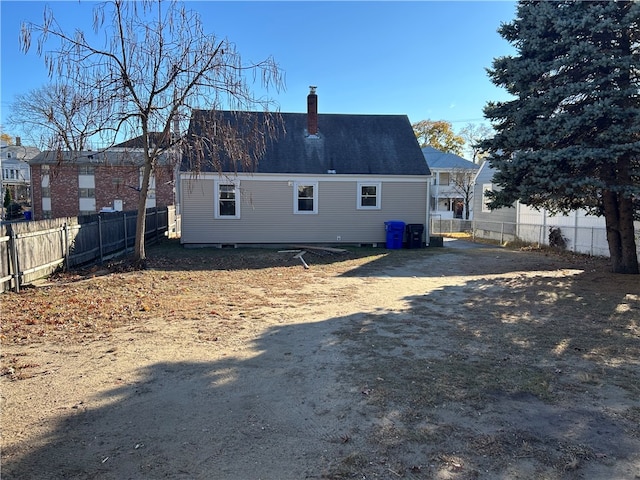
[134,159,153,263]
[603,190,639,274]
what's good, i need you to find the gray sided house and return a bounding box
[473,160,518,242]
[180,90,431,247]
[473,161,516,224]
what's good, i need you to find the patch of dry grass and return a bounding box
[2,238,639,479]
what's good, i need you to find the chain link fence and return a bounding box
[431,218,640,259]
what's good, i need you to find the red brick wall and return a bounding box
[31,165,43,220]
[50,164,81,218]
[31,162,176,220]
[93,164,140,212]
[154,164,175,206]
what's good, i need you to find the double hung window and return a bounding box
[78,165,95,175]
[294,182,318,214]
[215,181,240,218]
[79,188,95,198]
[357,182,381,209]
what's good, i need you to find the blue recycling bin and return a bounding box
[24,211,32,221]
[384,221,405,249]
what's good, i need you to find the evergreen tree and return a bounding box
[3,189,12,210]
[482,1,640,274]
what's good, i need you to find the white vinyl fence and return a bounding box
[432,215,639,260]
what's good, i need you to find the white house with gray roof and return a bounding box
[421,146,479,220]
[1,138,40,219]
[179,88,432,247]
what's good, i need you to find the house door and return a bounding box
[454,200,464,219]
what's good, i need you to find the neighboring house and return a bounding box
[472,161,518,243]
[111,132,183,215]
[179,88,431,247]
[29,147,175,220]
[473,161,517,225]
[473,161,639,258]
[1,137,40,214]
[422,146,479,220]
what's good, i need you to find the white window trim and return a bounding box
[356,181,381,210]
[214,180,241,219]
[293,181,318,214]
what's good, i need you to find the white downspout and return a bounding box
[425,178,431,245]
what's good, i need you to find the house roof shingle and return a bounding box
[29,149,172,166]
[421,146,478,170]
[184,110,430,176]
[114,132,175,149]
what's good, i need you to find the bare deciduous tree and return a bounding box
[459,123,492,164]
[8,84,110,151]
[450,168,476,220]
[20,0,284,263]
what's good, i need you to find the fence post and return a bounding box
[98,215,104,265]
[9,225,20,293]
[63,222,70,272]
[155,206,159,244]
[123,213,128,251]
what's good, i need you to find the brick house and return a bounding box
[29,148,175,220]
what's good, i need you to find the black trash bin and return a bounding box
[405,224,424,248]
[429,236,444,247]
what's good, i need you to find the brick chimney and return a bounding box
[307,86,318,135]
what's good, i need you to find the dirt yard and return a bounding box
[1,238,639,479]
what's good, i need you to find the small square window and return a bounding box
[357,182,381,209]
[79,188,95,198]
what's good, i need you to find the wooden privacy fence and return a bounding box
[1,206,176,293]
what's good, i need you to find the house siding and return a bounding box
[180,174,428,245]
[472,162,517,224]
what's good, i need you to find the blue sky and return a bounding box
[1,1,517,140]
